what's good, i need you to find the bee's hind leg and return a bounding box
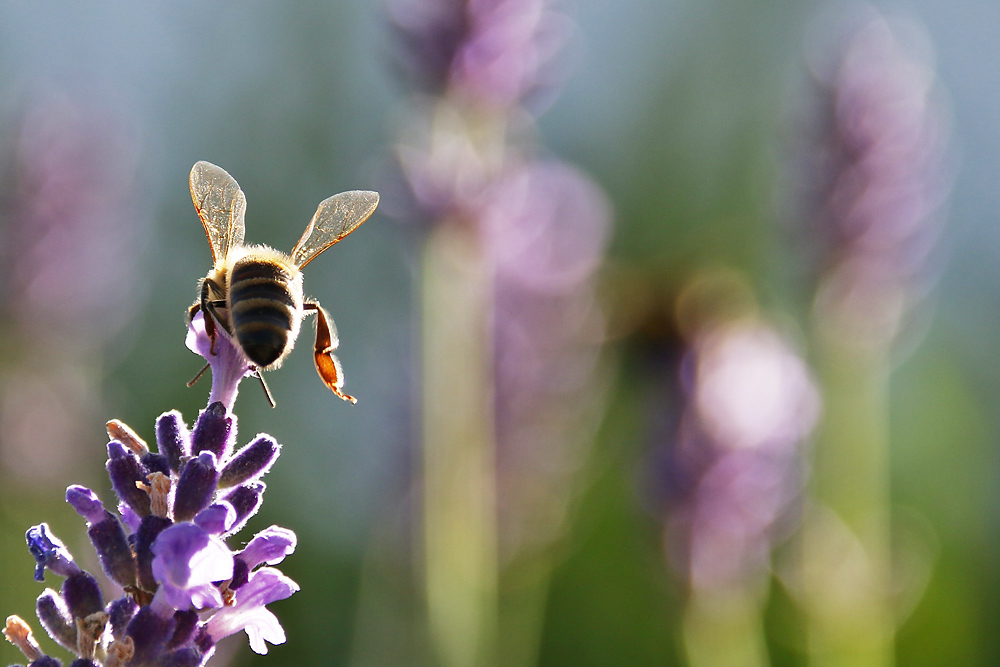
[303,301,357,404]
[196,278,227,355]
[255,369,276,408]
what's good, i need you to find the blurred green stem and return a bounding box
[803,320,893,667]
[422,222,499,667]
[683,586,769,667]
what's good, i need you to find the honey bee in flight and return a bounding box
[188,160,378,405]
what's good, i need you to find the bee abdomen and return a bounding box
[229,259,299,368]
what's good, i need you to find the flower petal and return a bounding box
[204,567,299,653]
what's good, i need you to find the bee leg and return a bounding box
[186,362,211,387]
[255,369,276,408]
[304,302,357,404]
[199,278,227,355]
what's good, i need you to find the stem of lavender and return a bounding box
[683,587,769,667]
[803,323,893,667]
[422,220,499,667]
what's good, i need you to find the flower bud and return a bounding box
[106,597,137,641]
[191,402,234,459]
[124,607,177,667]
[155,410,190,474]
[106,441,151,517]
[218,435,279,489]
[222,482,264,536]
[34,589,76,652]
[135,515,173,593]
[62,571,103,619]
[173,452,220,522]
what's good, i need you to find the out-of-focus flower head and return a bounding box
[649,273,819,593]
[793,7,949,343]
[484,159,612,556]
[675,320,818,592]
[1,94,142,343]
[388,0,578,230]
[388,0,571,109]
[0,94,144,484]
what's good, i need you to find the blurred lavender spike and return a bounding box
[797,9,949,342]
[388,0,571,108]
[654,312,818,592]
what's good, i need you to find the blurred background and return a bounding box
[0,0,997,665]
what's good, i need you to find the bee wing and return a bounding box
[190,161,247,263]
[290,191,379,269]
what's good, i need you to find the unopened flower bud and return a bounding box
[173,451,220,522]
[106,441,151,517]
[155,410,190,475]
[218,434,280,489]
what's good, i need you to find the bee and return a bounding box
[187,160,378,405]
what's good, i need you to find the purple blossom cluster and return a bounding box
[388,0,570,108]
[652,312,819,593]
[1,97,142,343]
[3,322,298,667]
[0,97,144,486]
[389,0,612,558]
[795,10,948,341]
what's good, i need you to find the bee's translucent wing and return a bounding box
[290,190,379,269]
[190,161,247,263]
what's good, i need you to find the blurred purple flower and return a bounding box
[484,159,612,555]
[386,1,612,661]
[658,319,818,592]
[1,96,143,341]
[389,0,612,567]
[388,0,570,108]
[794,10,948,341]
[0,96,144,484]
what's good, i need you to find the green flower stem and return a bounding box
[683,586,770,667]
[804,317,894,667]
[422,221,499,667]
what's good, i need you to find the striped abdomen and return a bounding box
[228,256,302,369]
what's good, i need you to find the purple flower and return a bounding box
[193,503,237,535]
[25,524,78,582]
[793,10,948,343]
[387,1,612,664]
[388,0,570,108]
[151,522,234,611]
[0,97,143,491]
[236,526,297,570]
[204,567,300,655]
[655,316,818,592]
[186,311,255,412]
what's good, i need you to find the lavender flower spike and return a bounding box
[3,164,306,667]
